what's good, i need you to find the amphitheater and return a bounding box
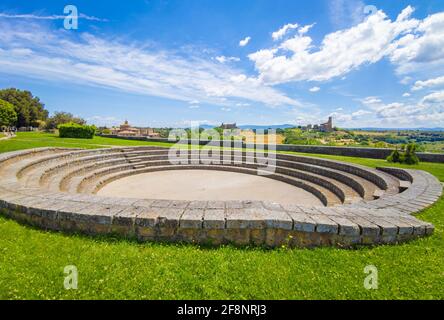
[0,146,441,248]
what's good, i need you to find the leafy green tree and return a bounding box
[404,143,420,165]
[45,111,86,130]
[386,143,419,165]
[0,88,48,127]
[387,148,402,163]
[0,99,18,128]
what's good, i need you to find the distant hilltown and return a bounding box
[110,117,335,138]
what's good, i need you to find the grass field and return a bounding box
[0,132,443,299]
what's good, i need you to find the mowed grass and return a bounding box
[0,132,443,299]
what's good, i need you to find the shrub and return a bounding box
[387,148,402,163]
[58,122,96,139]
[404,143,420,165]
[386,143,419,165]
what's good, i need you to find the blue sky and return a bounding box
[0,0,444,128]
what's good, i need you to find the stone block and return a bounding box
[180,209,204,229]
[203,209,226,229]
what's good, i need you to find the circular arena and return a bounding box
[0,146,441,248]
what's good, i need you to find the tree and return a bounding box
[45,111,86,130]
[386,143,419,165]
[387,148,402,163]
[0,88,48,127]
[0,99,18,128]
[403,143,420,165]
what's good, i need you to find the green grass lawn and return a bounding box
[0,132,443,299]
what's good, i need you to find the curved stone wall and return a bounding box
[100,134,444,163]
[0,147,441,248]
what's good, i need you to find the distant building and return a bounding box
[220,123,238,130]
[300,117,333,132]
[319,117,333,132]
[111,120,160,137]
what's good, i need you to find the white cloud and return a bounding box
[421,91,444,105]
[239,36,251,47]
[249,6,419,84]
[412,76,444,91]
[215,56,240,63]
[87,116,121,127]
[189,105,200,109]
[329,109,372,122]
[235,102,250,107]
[400,76,412,84]
[188,100,200,105]
[0,12,107,22]
[403,92,411,97]
[279,35,312,53]
[272,23,298,41]
[347,92,444,126]
[230,74,247,83]
[390,12,444,75]
[298,24,315,35]
[361,96,382,106]
[221,107,231,112]
[0,20,301,108]
[309,86,320,92]
[352,109,372,117]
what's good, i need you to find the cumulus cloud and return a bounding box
[361,96,382,106]
[326,88,444,127]
[329,109,372,122]
[390,12,444,75]
[347,92,444,126]
[421,91,444,105]
[309,86,320,92]
[239,36,251,47]
[0,20,301,108]
[298,24,315,35]
[215,56,240,63]
[412,76,444,91]
[272,23,299,41]
[249,6,420,84]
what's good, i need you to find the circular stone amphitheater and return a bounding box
[0,146,441,248]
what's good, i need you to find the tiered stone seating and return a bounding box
[0,146,441,248]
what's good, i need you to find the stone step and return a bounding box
[17,147,170,184]
[0,149,76,182]
[44,151,372,202]
[11,146,399,205]
[122,152,378,200]
[83,164,343,206]
[71,159,355,204]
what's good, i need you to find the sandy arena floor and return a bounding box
[97,170,323,206]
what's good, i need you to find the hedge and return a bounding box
[58,122,96,139]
